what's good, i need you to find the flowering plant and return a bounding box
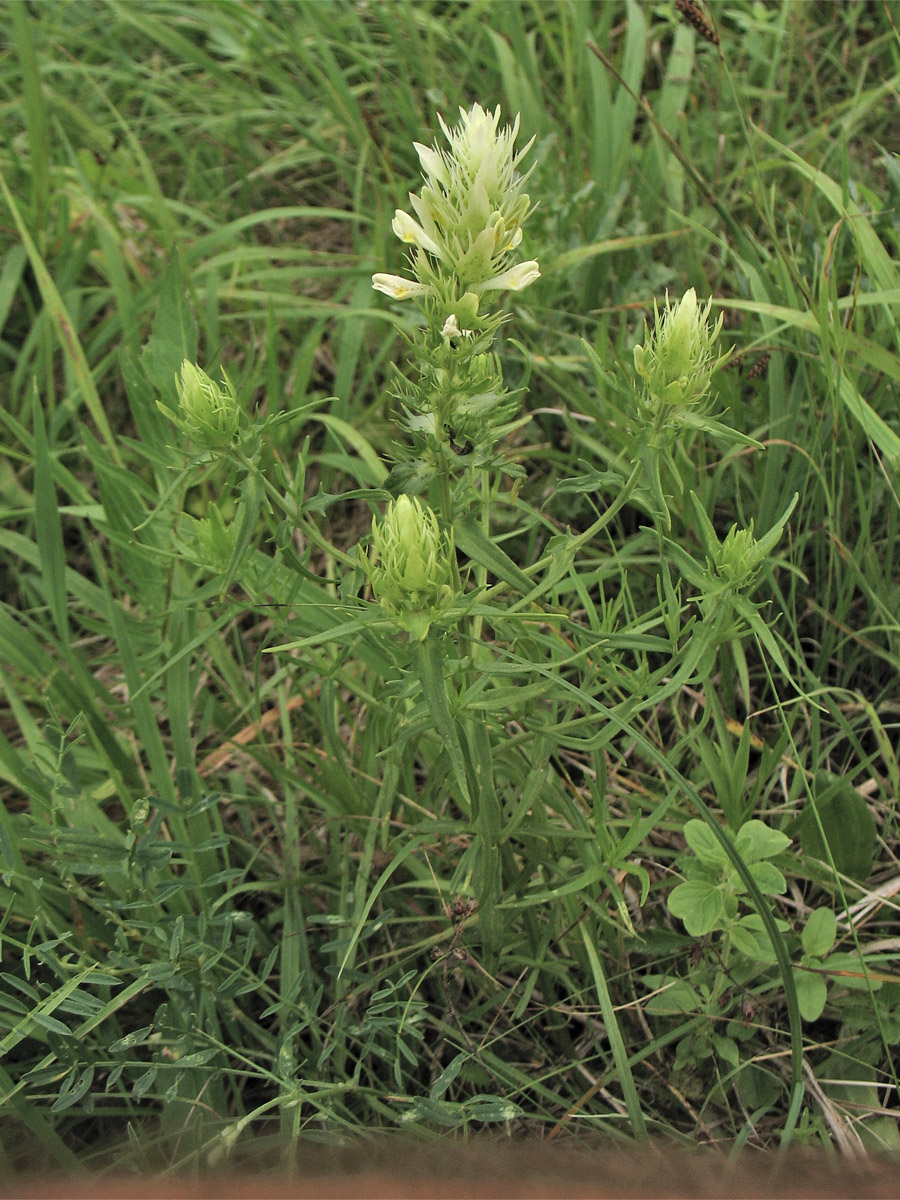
[151,106,798,975]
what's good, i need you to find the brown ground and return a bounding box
[8,1140,900,1199]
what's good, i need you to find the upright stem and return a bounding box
[469,468,491,650]
[436,453,453,526]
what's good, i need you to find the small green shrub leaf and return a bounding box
[802,908,836,959]
[729,923,767,960]
[735,820,791,863]
[683,818,728,866]
[747,860,787,895]
[793,969,828,1023]
[800,776,877,881]
[668,880,724,935]
[644,979,701,1014]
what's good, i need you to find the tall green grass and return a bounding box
[1,0,899,1175]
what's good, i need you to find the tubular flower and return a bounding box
[391,210,443,258]
[368,495,456,640]
[474,260,541,294]
[371,273,431,301]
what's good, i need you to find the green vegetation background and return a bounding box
[1,0,899,1174]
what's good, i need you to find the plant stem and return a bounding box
[236,449,356,568]
[481,459,644,608]
[469,468,491,649]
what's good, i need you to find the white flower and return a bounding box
[497,225,523,253]
[441,313,475,340]
[371,273,431,300]
[441,313,461,339]
[473,260,540,294]
[391,209,443,258]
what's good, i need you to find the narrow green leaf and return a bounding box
[455,513,533,595]
[0,170,121,462]
[580,923,648,1140]
[10,3,50,237]
[0,244,27,338]
[415,634,471,811]
[308,413,388,486]
[32,385,68,647]
[141,250,198,396]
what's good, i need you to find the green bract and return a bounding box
[159,360,241,452]
[634,288,727,411]
[195,503,237,574]
[368,495,456,640]
[712,524,763,590]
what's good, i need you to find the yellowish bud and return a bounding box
[368,495,456,639]
[634,289,727,410]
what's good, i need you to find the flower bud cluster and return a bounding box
[159,360,241,453]
[634,288,727,415]
[373,103,539,308]
[710,523,763,591]
[687,490,796,619]
[368,495,456,640]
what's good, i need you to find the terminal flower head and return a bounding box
[427,103,532,231]
[690,490,798,600]
[711,523,763,591]
[373,102,539,304]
